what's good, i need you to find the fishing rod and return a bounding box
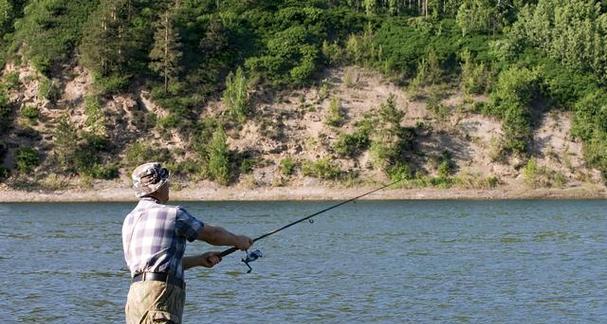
[219,179,402,272]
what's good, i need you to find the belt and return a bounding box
[132,272,185,289]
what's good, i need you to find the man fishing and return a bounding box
[122,162,252,323]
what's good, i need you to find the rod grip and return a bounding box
[219,246,238,257]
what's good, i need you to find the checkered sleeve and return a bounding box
[175,207,205,242]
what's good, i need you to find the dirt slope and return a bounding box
[1,63,605,198]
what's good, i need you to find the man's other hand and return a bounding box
[198,252,222,268]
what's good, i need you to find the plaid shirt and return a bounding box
[122,198,204,281]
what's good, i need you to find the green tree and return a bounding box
[488,66,541,153]
[460,49,487,95]
[208,126,230,185]
[80,0,130,77]
[222,67,248,122]
[53,114,79,171]
[511,0,607,82]
[364,0,377,15]
[456,0,498,36]
[10,0,98,74]
[370,95,413,172]
[245,22,321,86]
[15,147,40,173]
[149,9,182,94]
[0,90,11,135]
[84,96,107,137]
[0,0,12,28]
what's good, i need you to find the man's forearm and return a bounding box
[198,225,239,246]
[182,255,201,270]
[183,252,222,270]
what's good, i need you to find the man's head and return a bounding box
[132,162,170,202]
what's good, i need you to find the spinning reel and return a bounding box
[241,249,263,273]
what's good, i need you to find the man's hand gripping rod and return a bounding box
[219,180,401,272]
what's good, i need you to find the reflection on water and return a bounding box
[0,200,606,323]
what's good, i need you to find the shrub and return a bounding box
[157,114,181,131]
[436,151,456,178]
[325,97,345,127]
[454,172,500,189]
[21,105,39,121]
[38,78,61,103]
[522,158,568,188]
[343,67,357,87]
[84,96,106,136]
[208,126,231,185]
[4,72,20,90]
[318,81,330,100]
[437,160,452,178]
[124,142,172,168]
[302,158,342,180]
[522,158,540,187]
[386,162,413,181]
[582,131,607,178]
[488,136,507,163]
[16,147,40,173]
[460,49,488,95]
[40,173,70,191]
[537,54,599,106]
[0,166,9,179]
[279,157,296,177]
[426,92,450,122]
[409,50,442,91]
[333,130,370,157]
[552,172,567,188]
[430,175,454,189]
[571,89,607,141]
[239,157,256,175]
[94,73,130,95]
[322,40,344,65]
[168,159,204,178]
[83,163,119,179]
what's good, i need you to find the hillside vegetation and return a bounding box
[0,0,606,193]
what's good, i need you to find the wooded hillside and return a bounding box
[0,0,606,191]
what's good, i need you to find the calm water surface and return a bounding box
[0,200,605,323]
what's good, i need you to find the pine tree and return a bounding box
[208,126,230,185]
[223,67,248,122]
[364,0,377,15]
[53,114,79,171]
[80,0,130,77]
[0,90,11,136]
[388,0,399,15]
[0,0,12,28]
[149,9,182,94]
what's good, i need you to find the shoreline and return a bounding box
[1,184,606,202]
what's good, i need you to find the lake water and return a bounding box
[0,200,605,323]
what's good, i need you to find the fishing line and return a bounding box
[219,179,403,272]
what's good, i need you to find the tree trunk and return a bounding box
[101,17,107,74]
[164,12,169,94]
